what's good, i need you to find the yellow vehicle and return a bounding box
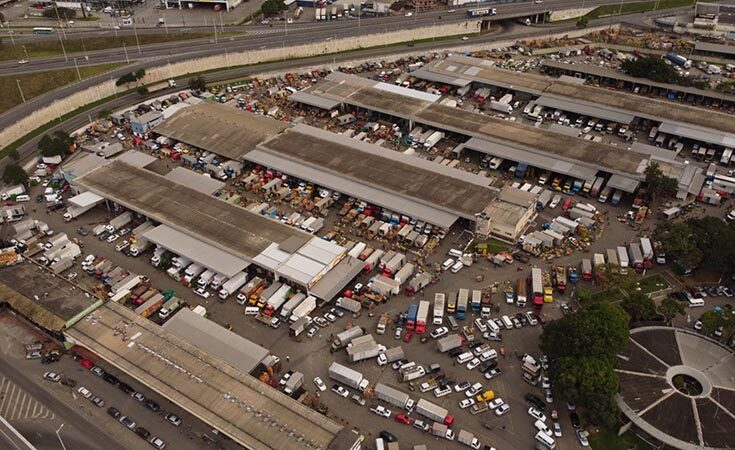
[475,390,495,403]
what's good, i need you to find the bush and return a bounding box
[42,7,76,20]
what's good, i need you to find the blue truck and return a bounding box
[406,304,419,332]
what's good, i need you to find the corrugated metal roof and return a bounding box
[143,224,250,278]
[535,94,636,124]
[69,191,104,208]
[309,256,363,301]
[114,150,157,168]
[694,41,735,56]
[288,91,342,110]
[658,122,735,148]
[164,167,225,195]
[463,137,599,181]
[606,174,640,193]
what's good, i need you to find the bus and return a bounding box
[33,27,54,35]
[466,7,496,17]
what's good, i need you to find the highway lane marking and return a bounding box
[0,376,55,421]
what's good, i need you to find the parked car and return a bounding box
[313,377,327,392]
[332,384,349,398]
[119,416,136,430]
[164,413,182,427]
[43,372,61,382]
[77,386,92,399]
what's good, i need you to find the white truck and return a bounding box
[290,295,317,323]
[415,398,453,425]
[128,221,155,256]
[433,293,445,325]
[218,272,249,300]
[105,211,132,233]
[328,362,369,391]
[183,263,205,284]
[347,340,384,363]
[374,383,412,410]
[280,293,306,320]
[196,269,216,288]
[617,246,630,275]
[393,262,415,285]
[437,334,463,353]
[170,255,192,271]
[109,274,142,296]
[423,131,445,149]
[335,296,361,314]
[458,429,481,448]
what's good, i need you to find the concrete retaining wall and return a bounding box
[550,7,596,22]
[0,21,619,153]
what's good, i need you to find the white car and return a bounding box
[466,358,481,370]
[18,59,28,64]
[528,407,546,422]
[458,398,475,409]
[541,376,551,389]
[115,240,129,252]
[370,405,391,418]
[484,368,500,380]
[404,12,413,17]
[466,383,482,397]
[488,398,504,409]
[495,403,510,416]
[434,385,452,398]
[549,194,561,209]
[377,353,388,366]
[430,327,448,339]
[43,372,61,382]
[553,422,562,438]
[313,377,326,392]
[545,388,554,404]
[106,234,119,243]
[77,386,93,399]
[535,419,552,437]
[577,430,589,447]
[454,381,471,392]
[194,287,210,299]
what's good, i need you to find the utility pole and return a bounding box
[133,22,141,53]
[16,79,25,103]
[213,20,218,44]
[58,32,68,62]
[123,42,129,64]
[7,22,15,46]
[73,58,81,80]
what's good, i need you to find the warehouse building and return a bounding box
[694,41,735,61]
[65,301,363,450]
[248,123,499,229]
[475,187,537,242]
[73,160,360,301]
[413,54,735,147]
[292,72,649,189]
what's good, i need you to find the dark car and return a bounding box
[468,340,483,349]
[60,377,77,388]
[525,393,546,410]
[107,407,120,419]
[35,195,43,203]
[426,363,441,374]
[119,416,136,430]
[103,373,119,385]
[570,412,581,429]
[478,360,498,373]
[379,430,397,443]
[448,348,464,358]
[118,382,134,395]
[144,399,161,413]
[135,427,151,439]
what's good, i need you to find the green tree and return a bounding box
[541,302,629,364]
[586,392,620,428]
[659,297,685,325]
[576,16,588,28]
[188,75,207,93]
[644,161,678,202]
[552,356,618,404]
[97,109,111,120]
[2,164,29,186]
[622,56,690,86]
[116,72,137,86]
[137,86,149,96]
[621,291,656,322]
[38,131,72,157]
[654,221,703,269]
[600,263,637,293]
[687,217,735,273]
[8,149,20,161]
[134,68,146,80]
[42,7,76,19]
[699,310,723,335]
[261,0,286,16]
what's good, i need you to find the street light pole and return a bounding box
[16,79,25,103]
[123,42,129,64]
[58,32,68,62]
[133,22,141,53]
[56,424,67,450]
[73,58,81,80]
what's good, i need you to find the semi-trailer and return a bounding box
[218,272,249,300]
[415,398,454,425]
[405,272,431,296]
[135,293,164,318]
[290,295,317,323]
[628,243,644,273]
[433,293,445,325]
[415,300,430,334]
[363,249,384,272]
[617,246,630,275]
[437,334,463,353]
[406,304,419,332]
[457,289,469,320]
[393,262,415,285]
[330,326,365,352]
[374,383,412,409]
[106,211,132,233]
[531,268,544,307]
[640,238,654,269]
[471,290,482,313]
[336,296,362,314]
[580,259,593,281]
[328,362,369,391]
[279,293,306,320]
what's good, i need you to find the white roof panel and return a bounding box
[69,191,104,208]
[373,81,441,103]
[143,224,250,277]
[164,167,225,195]
[658,122,735,148]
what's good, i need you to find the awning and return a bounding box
[165,167,225,195]
[309,256,363,301]
[606,174,640,193]
[658,122,735,148]
[289,91,342,110]
[143,224,250,277]
[69,191,104,208]
[535,95,636,125]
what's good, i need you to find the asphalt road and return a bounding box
[0,416,34,450]
[0,355,127,450]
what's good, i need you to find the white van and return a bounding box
[687,297,704,307]
[375,438,385,450]
[501,315,513,330]
[486,319,500,334]
[474,318,487,333]
[244,306,259,316]
[456,352,474,364]
[448,249,463,258]
[535,430,556,449]
[442,258,455,271]
[15,194,30,202]
[451,261,464,273]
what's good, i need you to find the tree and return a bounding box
[261,0,286,17]
[116,72,138,86]
[586,392,620,428]
[188,75,207,93]
[576,16,588,28]
[137,86,149,96]
[134,68,146,80]
[621,291,656,322]
[42,7,76,19]
[552,356,618,404]
[645,161,678,202]
[38,131,72,157]
[97,109,111,120]
[659,297,685,325]
[600,263,637,293]
[687,217,735,273]
[2,164,28,186]
[541,302,630,364]
[8,149,20,161]
[699,310,724,335]
[654,221,703,270]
